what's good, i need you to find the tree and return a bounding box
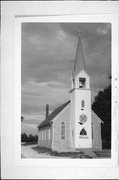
[21,133,28,142]
[34,135,38,142]
[92,83,111,149]
[28,134,35,142]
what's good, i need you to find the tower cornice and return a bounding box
[69,88,91,93]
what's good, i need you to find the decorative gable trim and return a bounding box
[51,102,70,123]
[91,110,104,124]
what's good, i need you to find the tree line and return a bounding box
[21,133,38,143]
[92,77,111,149]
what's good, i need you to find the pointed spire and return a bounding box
[73,32,86,77]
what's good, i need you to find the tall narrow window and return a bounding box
[81,100,85,109]
[39,132,40,140]
[44,131,46,140]
[41,131,42,140]
[43,131,44,140]
[41,131,43,140]
[61,122,65,139]
[92,122,93,139]
[72,78,75,88]
[48,129,50,140]
[40,131,41,140]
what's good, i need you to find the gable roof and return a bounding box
[38,101,70,129]
[38,101,104,129]
[91,110,104,124]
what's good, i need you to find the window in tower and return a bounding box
[72,78,75,88]
[80,128,87,135]
[79,78,86,88]
[61,122,65,139]
[81,100,85,110]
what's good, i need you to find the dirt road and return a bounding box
[21,144,68,158]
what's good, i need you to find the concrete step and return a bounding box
[76,148,97,158]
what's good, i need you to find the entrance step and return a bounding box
[76,148,97,158]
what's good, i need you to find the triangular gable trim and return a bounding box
[91,110,104,124]
[51,102,70,123]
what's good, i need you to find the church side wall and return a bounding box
[92,117,102,150]
[38,125,52,149]
[52,105,70,152]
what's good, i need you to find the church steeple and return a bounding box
[73,32,86,77]
[71,32,90,90]
[70,32,92,149]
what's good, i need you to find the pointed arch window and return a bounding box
[81,100,85,109]
[80,128,87,135]
[48,129,51,140]
[61,122,65,139]
[72,78,75,88]
[92,122,93,139]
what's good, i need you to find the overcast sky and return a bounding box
[21,23,111,124]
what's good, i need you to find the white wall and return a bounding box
[92,114,102,150]
[74,89,92,148]
[70,69,92,149]
[52,104,71,152]
[38,126,52,149]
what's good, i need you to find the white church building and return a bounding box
[38,34,103,152]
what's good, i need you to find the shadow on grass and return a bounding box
[31,146,92,158]
[21,142,38,146]
[32,146,51,154]
[21,154,26,158]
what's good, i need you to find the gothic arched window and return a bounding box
[81,100,85,109]
[61,122,65,139]
[80,128,87,135]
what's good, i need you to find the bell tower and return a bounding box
[70,33,92,149]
